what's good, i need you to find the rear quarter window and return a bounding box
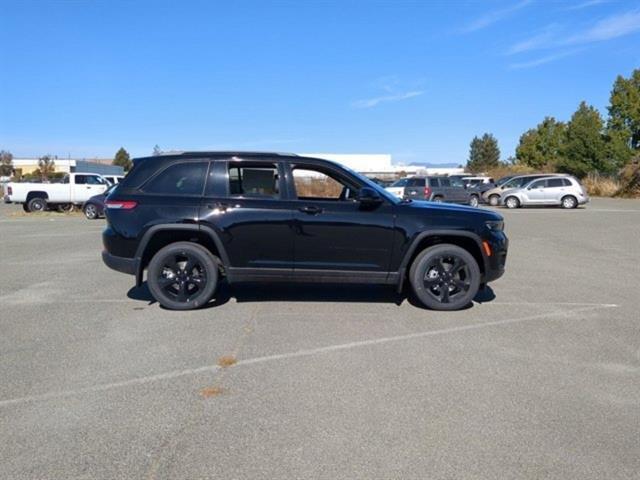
[142,162,208,195]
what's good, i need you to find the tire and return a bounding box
[22,203,31,213]
[432,196,444,203]
[561,195,577,209]
[489,194,500,207]
[469,195,479,207]
[27,197,47,212]
[505,196,520,209]
[147,242,219,310]
[409,244,481,311]
[83,203,99,219]
[57,203,74,213]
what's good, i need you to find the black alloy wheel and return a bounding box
[410,244,481,311]
[147,242,218,310]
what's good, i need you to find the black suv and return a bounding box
[102,152,508,311]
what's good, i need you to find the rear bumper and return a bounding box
[102,250,137,275]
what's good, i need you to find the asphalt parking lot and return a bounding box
[1,199,639,479]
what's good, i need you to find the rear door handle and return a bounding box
[299,205,322,215]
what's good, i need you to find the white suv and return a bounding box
[501,176,589,209]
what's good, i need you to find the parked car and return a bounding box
[103,175,125,185]
[102,152,508,311]
[83,183,116,219]
[386,176,472,205]
[4,172,110,212]
[501,176,589,209]
[482,173,568,206]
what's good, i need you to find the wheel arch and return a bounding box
[134,224,230,287]
[397,230,487,292]
[26,191,49,202]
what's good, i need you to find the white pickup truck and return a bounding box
[5,173,110,212]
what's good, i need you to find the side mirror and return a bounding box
[357,187,383,207]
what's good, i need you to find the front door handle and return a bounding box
[299,205,323,215]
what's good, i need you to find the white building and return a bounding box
[301,153,465,179]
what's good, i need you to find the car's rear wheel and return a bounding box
[27,197,47,212]
[57,203,74,213]
[147,242,219,310]
[409,244,481,311]
[561,195,577,209]
[83,203,99,219]
[505,196,520,209]
[22,203,31,212]
[469,194,479,207]
[433,196,443,203]
[489,194,500,206]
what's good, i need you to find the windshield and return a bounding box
[496,176,513,186]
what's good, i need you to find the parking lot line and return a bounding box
[0,303,616,409]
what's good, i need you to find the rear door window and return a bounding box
[228,163,280,198]
[547,178,564,188]
[407,178,425,187]
[143,162,208,195]
[429,178,439,187]
[440,178,451,187]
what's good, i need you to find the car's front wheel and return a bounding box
[409,244,481,311]
[505,196,520,209]
[488,194,500,206]
[147,242,219,310]
[469,194,479,207]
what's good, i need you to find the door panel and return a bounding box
[199,160,294,269]
[525,180,547,204]
[289,164,395,272]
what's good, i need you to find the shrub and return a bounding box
[616,158,640,198]
[582,173,620,197]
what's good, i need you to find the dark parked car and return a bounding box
[386,176,473,205]
[102,152,508,311]
[82,184,116,219]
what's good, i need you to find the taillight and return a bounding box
[7,186,12,195]
[424,187,432,198]
[105,200,137,210]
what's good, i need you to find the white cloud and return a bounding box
[509,49,583,69]
[352,91,424,109]
[565,9,640,44]
[565,0,609,11]
[461,0,533,33]
[508,9,640,54]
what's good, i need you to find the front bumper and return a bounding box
[482,232,508,283]
[102,250,137,275]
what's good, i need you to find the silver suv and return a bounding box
[501,176,589,209]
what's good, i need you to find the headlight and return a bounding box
[485,220,504,232]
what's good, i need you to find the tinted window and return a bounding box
[449,178,464,187]
[547,178,564,187]
[562,178,572,186]
[228,163,279,198]
[429,178,439,187]
[529,179,546,189]
[75,175,88,184]
[391,178,409,187]
[440,178,451,187]
[407,178,425,187]
[144,162,208,195]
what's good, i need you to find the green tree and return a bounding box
[0,150,13,177]
[113,147,132,171]
[467,133,500,172]
[515,117,566,170]
[37,155,56,181]
[607,69,640,151]
[559,102,610,177]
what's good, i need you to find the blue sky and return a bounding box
[1,0,639,165]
